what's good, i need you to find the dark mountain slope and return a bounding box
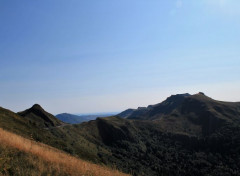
[77,117,138,146]
[74,115,240,176]
[18,104,63,128]
[118,109,135,118]
[118,93,240,136]
[118,93,190,120]
[154,93,240,136]
[1,93,240,176]
[77,93,240,175]
[179,93,240,134]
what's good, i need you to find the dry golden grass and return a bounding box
[0,128,130,176]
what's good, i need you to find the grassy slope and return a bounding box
[0,107,127,173]
[1,93,240,175]
[0,107,103,162]
[0,128,129,176]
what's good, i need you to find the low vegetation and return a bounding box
[1,93,240,175]
[0,128,129,176]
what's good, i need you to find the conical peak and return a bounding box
[31,104,44,111]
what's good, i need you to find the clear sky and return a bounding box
[1,0,240,114]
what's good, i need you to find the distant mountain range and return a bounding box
[55,112,117,124]
[1,92,240,175]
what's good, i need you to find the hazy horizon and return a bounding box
[1,0,240,114]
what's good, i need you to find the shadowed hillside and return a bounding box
[118,93,191,120]
[1,93,240,175]
[18,104,64,128]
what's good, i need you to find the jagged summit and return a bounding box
[170,93,191,97]
[190,92,214,102]
[198,92,205,95]
[164,93,191,102]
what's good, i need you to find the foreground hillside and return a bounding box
[0,128,129,176]
[1,93,240,175]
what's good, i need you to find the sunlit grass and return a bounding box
[0,128,129,176]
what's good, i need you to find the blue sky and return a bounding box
[1,0,240,114]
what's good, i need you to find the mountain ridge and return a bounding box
[1,93,240,175]
[118,93,191,120]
